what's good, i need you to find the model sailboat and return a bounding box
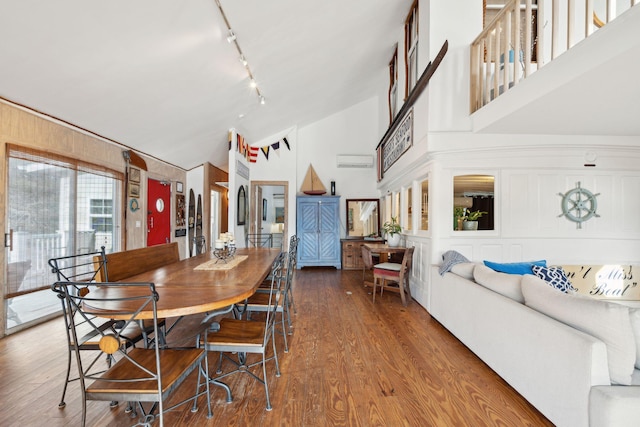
[300,164,327,195]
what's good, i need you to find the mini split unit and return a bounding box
[336,154,374,168]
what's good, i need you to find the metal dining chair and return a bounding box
[245,238,298,352]
[197,255,285,410]
[48,248,165,409]
[52,281,211,426]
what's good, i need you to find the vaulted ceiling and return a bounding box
[0,0,411,170]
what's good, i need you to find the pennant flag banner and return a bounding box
[248,145,259,163]
[232,132,292,164]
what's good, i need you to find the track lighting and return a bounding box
[226,29,236,43]
[216,0,266,106]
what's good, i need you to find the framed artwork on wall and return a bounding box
[129,167,140,183]
[176,181,183,193]
[128,183,140,198]
[275,207,284,224]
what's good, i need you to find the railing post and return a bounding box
[537,0,545,68]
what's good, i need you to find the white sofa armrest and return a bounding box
[590,386,640,427]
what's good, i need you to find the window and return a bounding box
[453,174,495,231]
[405,186,412,232]
[388,47,398,123]
[404,0,419,98]
[5,145,123,330]
[90,199,113,233]
[420,178,428,231]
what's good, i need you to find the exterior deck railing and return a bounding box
[470,0,639,113]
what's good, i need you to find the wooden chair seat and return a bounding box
[87,348,204,397]
[200,318,265,348]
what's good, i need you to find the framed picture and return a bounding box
[128,182,140,198]
[129,167,140,183]
[237,186,246,226]
[176,181,183,193]
[176,194,186,227]
[262,199,267,221]
[275,207,284,224]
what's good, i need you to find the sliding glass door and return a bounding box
[5,146,122,332]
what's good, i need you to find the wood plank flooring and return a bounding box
[0,268,553,426]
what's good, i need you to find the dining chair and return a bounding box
[197,256,284,411]
[245,238,298,352]
[361,244,374,282]
[48,248,165,410]
[51,281,211,427]
[372,246,415,306]
[246,233,273,248]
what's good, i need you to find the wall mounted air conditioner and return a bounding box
[336,154,374,168]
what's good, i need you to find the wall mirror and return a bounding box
[346,199,381,238]
[237,185,246,226]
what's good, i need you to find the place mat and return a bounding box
[194,255,248,271]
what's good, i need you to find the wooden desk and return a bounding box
[363,243,407,263]
[85,248,281,319]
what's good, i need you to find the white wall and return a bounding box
[248,128,298,244]
[297,97,381,237]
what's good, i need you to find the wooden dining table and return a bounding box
[84,247,281,320]
[363,243,408,263]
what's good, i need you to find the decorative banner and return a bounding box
[230,130,292,164]
[382,109,413,173]
[248,145,258,163]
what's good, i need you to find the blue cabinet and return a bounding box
[296,196,341,269]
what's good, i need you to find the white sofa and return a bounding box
[429,263,640,427]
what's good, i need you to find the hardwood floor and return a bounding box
[0,268,553,426]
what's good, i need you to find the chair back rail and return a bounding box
[95,242,180,282]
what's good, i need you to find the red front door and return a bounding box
[147,178,171,246]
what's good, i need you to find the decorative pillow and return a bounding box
[483,259,547,275]
[522,274,636,385]
[450,262,477,281]
[473,264,524,303]
[532,265,576,293]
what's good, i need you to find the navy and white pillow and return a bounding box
[531,265,576,293]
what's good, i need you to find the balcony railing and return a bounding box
[470,0,639,113]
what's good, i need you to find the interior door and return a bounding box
[147,179,171,246]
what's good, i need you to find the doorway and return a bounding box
[249,181,288,249]
[147,178,171,246]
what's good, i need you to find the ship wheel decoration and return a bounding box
[558,182,600,229]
